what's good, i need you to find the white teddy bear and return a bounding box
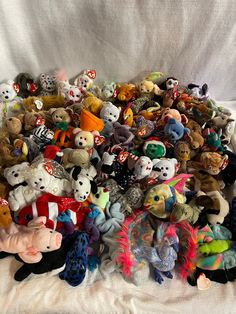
[0,80,23,127]
[4,162,30,186]
[8,162,72,211]
[152,158,178,181]
[100,102,121,123]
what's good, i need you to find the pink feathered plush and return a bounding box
[0,216,62,263]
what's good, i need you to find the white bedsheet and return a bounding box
[0,1,235,313]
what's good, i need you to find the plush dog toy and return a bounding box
[0,216,62,263]
[70,165,98,202]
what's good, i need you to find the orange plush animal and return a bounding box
[0,198,12,228]
[117,84,137,102]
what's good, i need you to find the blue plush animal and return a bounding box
[164,118,189,142]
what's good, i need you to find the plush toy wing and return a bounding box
[145,72,164,82]
[164,174,193,193]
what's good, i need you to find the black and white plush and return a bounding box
[70,165,98,202]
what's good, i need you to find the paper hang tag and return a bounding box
[0,198,8,206]
[86,70,96,79]
[94,135,105,146]
[34,100,43,110]
[197,273,211,290]
[44,163,53,175]
[13,83,20,93]
[117,151,129,164]
[35,117,45,126]
[27,83,38,93]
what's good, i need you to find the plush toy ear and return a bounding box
[202,83,208,95]
[3,167,10,177]
[171,158,178,166]
[91,130,100,136]
[71,166,82,180]
[48,108,57,115]
[180,114,188,124]
[184,127,190,135]
[195,195,214,208]
[91,157,99,166]
[90,181,98,194]
[28,216,47,229]
[73,128,82,135]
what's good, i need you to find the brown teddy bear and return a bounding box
[4,117,23,140]
[18,111,46,131]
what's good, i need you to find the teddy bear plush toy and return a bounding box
[4,162,30,187]
[152,158,178,181]
[8,160,72,211]
[100,102,121,137]
[74,70,96,91]
[0,80,24,127]
[164,118,190,143]
[0,216,62,263]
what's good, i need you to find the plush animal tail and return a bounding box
[175,221,198,280]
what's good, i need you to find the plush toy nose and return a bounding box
[5,95,9,99]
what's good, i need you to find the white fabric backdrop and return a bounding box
[0,0,235,100]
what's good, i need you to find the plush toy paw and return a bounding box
[87,255,100,272]
[154,269,164,284]
[162,271,173,279]
[57,210,71,223]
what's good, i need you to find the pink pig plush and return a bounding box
[0,216,62,263]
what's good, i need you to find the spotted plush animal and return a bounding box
[59,231,89,286]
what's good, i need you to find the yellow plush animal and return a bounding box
[82,93,103,116]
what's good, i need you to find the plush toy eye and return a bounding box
[166,167,169,170]
[154,195,159,201]
[79,181,83,185]
[110,113,112,115]
[84,138,87,141]
[75,189,79,192]
[47,246,50,249]
[161,167,164,170]
[80,137,82,139]
[3,212,6,215]
[25,214,32,221]
[95,193,100,198]
[50,231,53,233]
[39,178,42,181]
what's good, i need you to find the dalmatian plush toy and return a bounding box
[70,165,98,202]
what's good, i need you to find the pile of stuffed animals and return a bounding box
[0,69,236,289]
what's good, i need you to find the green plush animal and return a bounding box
[199,240,233,256]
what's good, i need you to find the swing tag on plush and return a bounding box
[44,163,53,175]
[86,70,96,79]
[94,135,105,146]
[117,151,129,164]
